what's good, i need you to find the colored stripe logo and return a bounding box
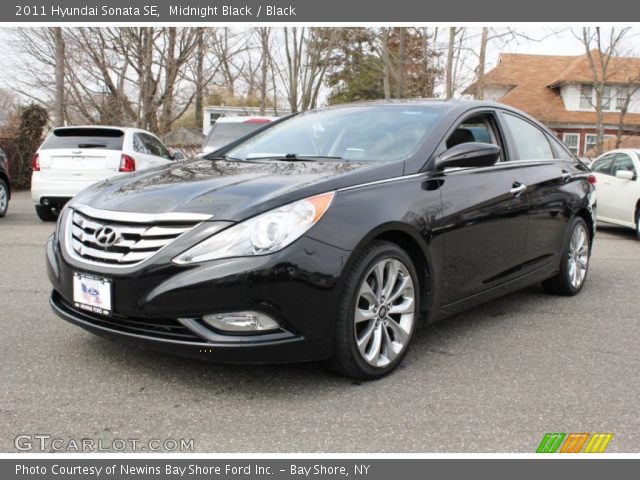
[536,433,613,453]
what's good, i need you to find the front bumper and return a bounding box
[46,231,352,363]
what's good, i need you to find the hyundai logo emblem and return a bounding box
[93,226,121,248]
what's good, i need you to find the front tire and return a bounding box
[332,241,420,380]
[35,205,58,222]
[0,179,8,217]
[542,217,590,296]
[636,209,640,240]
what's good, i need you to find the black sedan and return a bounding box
[46,100,596,379]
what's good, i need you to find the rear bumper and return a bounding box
[31,173,99,205]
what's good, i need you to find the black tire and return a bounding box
[636,209,640,241]
[35,205,58,222]
[542,216,590,296]
[332,240,420,380]
[0,179,8,217]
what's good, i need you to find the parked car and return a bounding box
[31,126,175,221]
[0,146,10,217]
[200,116,275,155]
[46,100,595,379]
[591,149,640,239]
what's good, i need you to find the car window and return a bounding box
[502,113,554,161]
[41,128,124,150]
[132,133,149,154]
[591,154,615,175]
[612,153,637,180]
[134,133,172,159]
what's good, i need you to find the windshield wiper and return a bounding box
[247,154,343,162]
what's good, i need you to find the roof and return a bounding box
[548,50,640,87]
[464,52,640,127]
[162,127,205,147]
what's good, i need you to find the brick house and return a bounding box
[464,52,640,157]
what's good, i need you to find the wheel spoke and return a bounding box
[388,274,410,303]
[364,325,383,364]
[388,297,414,315]
[356,322,376,352]
[385,317,409,345]
[381,260,399,298]
[358,280,378,305]
[373,262,385,298]
[355,307,376,324]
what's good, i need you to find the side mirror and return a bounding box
[615,169,634,181]
[437,142,501,170]
[170,149,185,161]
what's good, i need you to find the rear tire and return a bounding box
[35,205,58,222]
[0,179,8,217]
[636,209,640,241]
[332,241,420,380]
[542,217,590,296]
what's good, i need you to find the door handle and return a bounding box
[510,182,527,196]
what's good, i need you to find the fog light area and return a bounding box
[202,311,280,332]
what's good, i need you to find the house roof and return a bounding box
[464,52,640,127]
[548,50,640,87]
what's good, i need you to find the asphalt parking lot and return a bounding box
[1,191,639,453]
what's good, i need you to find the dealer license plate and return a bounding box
[73,273,112,315]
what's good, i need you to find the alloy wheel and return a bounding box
[354,258,415,367]
[567,223,589,289]
[0,184,7,214]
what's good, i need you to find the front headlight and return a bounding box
[172,191,335,264]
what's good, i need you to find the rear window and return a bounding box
[40,128,124,150]
[204,122,268,149]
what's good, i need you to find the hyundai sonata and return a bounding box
[46,100,596,379]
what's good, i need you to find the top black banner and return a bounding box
[5,0,640,22]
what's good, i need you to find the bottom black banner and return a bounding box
[3,459,638,480]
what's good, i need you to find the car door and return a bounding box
[436,110,530,304]
[607,152,639,225]
[590,153,616,221]
[499,111,575,271]
[131,132,173,169]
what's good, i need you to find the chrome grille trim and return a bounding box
[64,205,208,269]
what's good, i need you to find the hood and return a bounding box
[72,158,403,221]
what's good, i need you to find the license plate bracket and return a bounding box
[73,273,112,316]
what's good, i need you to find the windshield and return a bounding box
[224,105,448,162]
[41,128,125,150]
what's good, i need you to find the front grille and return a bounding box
[66,207,202,267]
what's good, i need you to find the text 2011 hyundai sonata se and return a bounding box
[47,100,596,379]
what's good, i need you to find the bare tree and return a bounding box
[194,28,205,128]
[280,27,338,112]
[577,27,630,156]
[53,28,65,127]
[614,72,640,147]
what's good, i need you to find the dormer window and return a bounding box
[580,84,593,109]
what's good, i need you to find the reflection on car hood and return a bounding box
[72,158,401,221]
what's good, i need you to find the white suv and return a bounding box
[31,126,175,221]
